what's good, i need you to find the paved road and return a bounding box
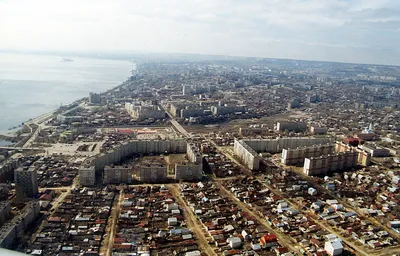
[169,184,216,256]
[20,108,59,149]
[161,105,191,138]
[0,146,41,150]
[105,190,123,256]
[24,110,56,126]
[170,119,191,138]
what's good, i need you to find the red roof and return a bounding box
[275,247,289,255]
[261,233,277,243]
[116,129,134,133]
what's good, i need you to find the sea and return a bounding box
[0,52,133,136]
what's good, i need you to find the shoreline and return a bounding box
[0,69,135,142]
[0,53,135,136]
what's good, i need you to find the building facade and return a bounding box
[335,141,371,166]
[303,151,358,176]
[125,103,165,120]
[79,166,96,186]
[210,105,246,116]
[103,166,132,184]
[276,122,307,133]
[359,144,390,157]
[281,144,334,165]
[175,164,202,181]
[0,201,11,228]
[234,137,333,170]
[79,139,204,186]
[139,165,167,183]
[233,139,261,171]
[89,92,101,104]
[14,167,38,198]
[0,201,40,249]
[310,126,328,135]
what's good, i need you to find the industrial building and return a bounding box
[14,167,38,198]
[303,151,358,176]
[276,122,307,132]
[103,165,132,184]
[281,144,335,165]
[79,166,96,186]
[139,165,167,183]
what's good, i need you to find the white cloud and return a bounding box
[0,0,399,64]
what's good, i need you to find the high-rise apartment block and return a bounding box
[303,151,358,176]
[103,166,132,184]
[139,165,167,183]
[89,92,102,104]
[281,144,334,165]
[79,166,96,186]
[14,167,38,198]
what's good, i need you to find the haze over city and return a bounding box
[1,0,400,65]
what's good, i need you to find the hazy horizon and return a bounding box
[1,0,400,66]
[2,49,400,68]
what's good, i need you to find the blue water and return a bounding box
[0,140,13,146]
[0,53,133,133]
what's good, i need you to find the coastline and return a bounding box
[0,52,135,135]
[0,71,134,146]
[0,51,136,147]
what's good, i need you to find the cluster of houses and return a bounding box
[27,188,114,255]
[179,182,294,256]
[113,186,200,256]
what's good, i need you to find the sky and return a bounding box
[1,0,400,65]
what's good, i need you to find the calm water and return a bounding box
[0,53,133,133]
[0,140,13,146]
